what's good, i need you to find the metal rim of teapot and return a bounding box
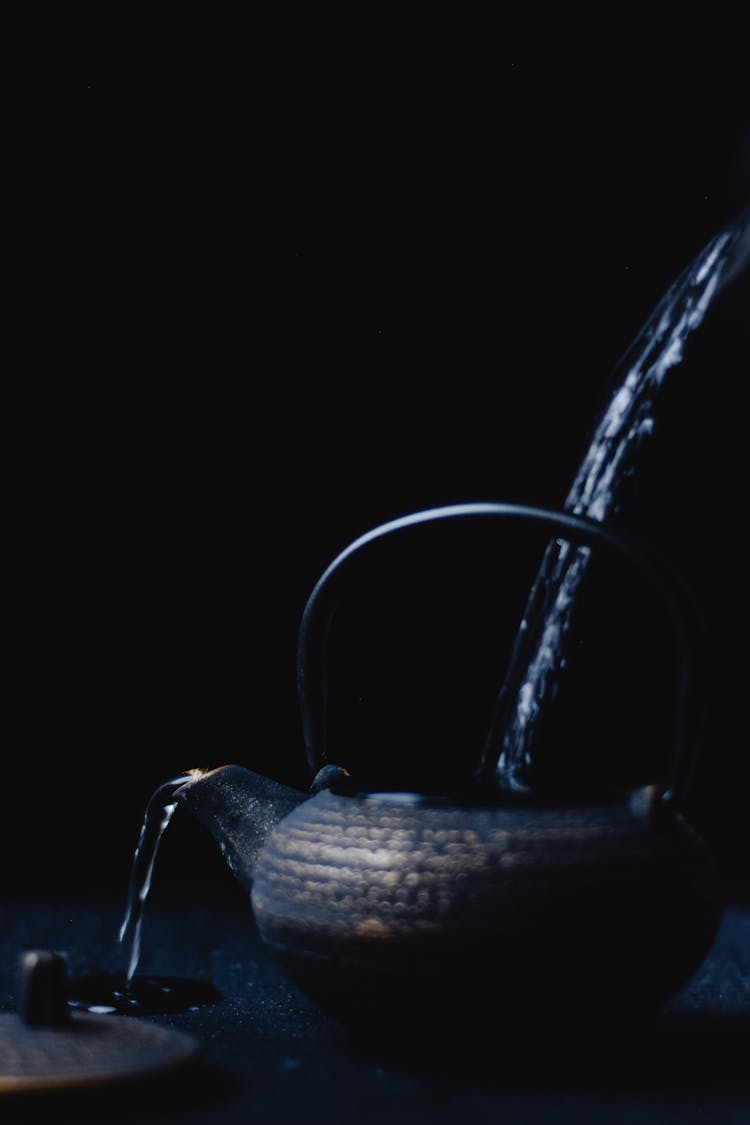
[297,501,705,811]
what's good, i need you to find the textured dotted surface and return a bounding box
[0,1011,199,1092]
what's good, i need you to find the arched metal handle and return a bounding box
[297,502,704,806]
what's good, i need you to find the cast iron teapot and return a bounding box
[173,502,722,1038]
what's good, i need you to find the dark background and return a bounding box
[6,44,750,901]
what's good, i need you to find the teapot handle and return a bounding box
[297,502,704,808]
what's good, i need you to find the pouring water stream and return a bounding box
[481,209,750,802]
[117,774,197,991]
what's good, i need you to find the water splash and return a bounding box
[482,207,750,798]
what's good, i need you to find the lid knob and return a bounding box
[18,950,69,1028]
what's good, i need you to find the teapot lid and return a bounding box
[0,951,199,1096]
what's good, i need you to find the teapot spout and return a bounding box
[173,765,309,892]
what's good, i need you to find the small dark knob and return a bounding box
[18,950,70,1028]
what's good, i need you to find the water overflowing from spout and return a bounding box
[67,770,222,1016]
[482,207,750,800]
[117,773,197,989]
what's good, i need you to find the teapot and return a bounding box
[173,502,722,1039]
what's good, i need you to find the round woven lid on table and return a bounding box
[0,951,200,1096]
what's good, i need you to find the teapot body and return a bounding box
[174,501,726,1039]
[250,786,721,1037]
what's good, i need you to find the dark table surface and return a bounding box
[0,870,748,1125]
